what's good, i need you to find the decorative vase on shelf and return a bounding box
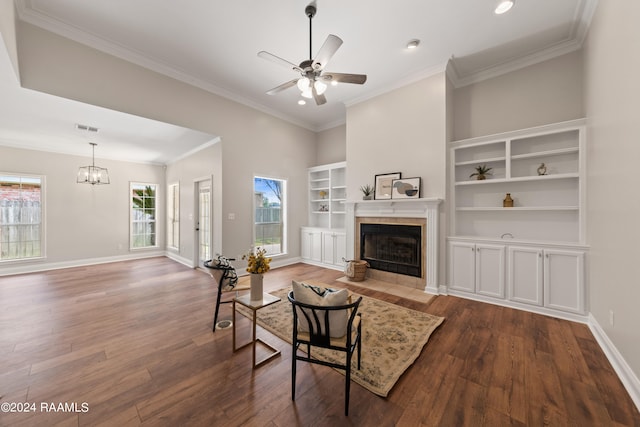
[537,163,547,176]
[503,193,514,208]
[250,273,264,302]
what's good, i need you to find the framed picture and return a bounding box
[391,177,421,199]
[374,172,401,200]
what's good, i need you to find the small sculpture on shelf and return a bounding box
[470,164,493,180]
[319,204,329,212]
[537,163,547,176]
[318,190,328,199]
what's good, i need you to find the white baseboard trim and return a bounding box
[165,252,195,268]
[0,251,166,276]
[588,313,640,411]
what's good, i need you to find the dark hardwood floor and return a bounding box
[0,257,638,426]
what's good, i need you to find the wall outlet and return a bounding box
[609,309,615,326]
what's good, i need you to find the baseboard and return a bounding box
[0,251,166,276]
[588,313,640,411]
[165,251,194,268]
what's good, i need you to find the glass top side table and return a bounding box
[232,293,281,368]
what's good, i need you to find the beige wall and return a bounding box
[316,125,346,165]
[0,0,19,80]
[453,50,584,140]
[584,2,640,378]
[346,72,447,199]
[0,146,165,270]
[13,21,317,268]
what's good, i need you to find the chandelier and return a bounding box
[77,142,110,185]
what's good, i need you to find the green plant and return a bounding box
[469,165,493,180]
[360,184,374,196]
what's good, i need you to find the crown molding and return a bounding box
[344,62,448,108]
[448,0,598,88]
[15,1,317,132]
[165,137,221,165]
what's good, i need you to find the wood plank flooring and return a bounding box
[0,257,638,426]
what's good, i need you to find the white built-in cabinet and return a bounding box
[447,119,588,320]
[301,162,347,271]
[449,242,505,299]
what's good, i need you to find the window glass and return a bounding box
[0,174,43,261]
[254,176,286,256]
[131,183,157,249]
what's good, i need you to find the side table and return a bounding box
[233,292,281,368]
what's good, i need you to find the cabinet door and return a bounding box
[508,246,543,306]
[476,244,506,298]
[544,249,585,313]
[448,242,476,293]
[301,229,322,262]
[322,232,335,265]
[334,232,346,267]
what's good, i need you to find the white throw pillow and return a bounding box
[292,280,349,338]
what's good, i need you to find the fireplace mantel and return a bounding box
[345,198,443,294]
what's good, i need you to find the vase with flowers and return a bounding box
[242,247,272,301]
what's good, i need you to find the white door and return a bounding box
[476,244,506,298]
[196,179,212,268]
[508,246,543,306]
[544,249,585,313]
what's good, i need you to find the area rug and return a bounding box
[236,287,445,397]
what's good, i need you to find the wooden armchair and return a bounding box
[288,285,362,416]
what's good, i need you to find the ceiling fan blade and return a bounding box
[266,79,299,95]
[312,85,327,105]
[258,51,303,73]
[312,34,343,71]
[322,72,367,85]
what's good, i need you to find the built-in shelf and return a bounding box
[456,206,578,212]
[307,161,346,229]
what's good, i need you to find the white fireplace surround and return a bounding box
[345,198,443,294]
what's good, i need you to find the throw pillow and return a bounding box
[292,280,349,338]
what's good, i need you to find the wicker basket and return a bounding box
[345,260,369,282]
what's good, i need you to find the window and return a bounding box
[167,183,179,250]
[131,183,158,249]
[254,176,286,256]
[0,174,43,261]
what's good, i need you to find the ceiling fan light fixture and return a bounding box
[314,80,327,95]
[495,0,514,14]
[297,77,310,91]
[301,88,313,99]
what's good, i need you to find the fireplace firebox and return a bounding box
[360,223,422,278]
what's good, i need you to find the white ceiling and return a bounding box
[1,0,596,164]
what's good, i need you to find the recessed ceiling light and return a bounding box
[406,39,420,49]
[298,99,306,105]
[495,0,514,14]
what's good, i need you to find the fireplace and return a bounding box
[346,198,442,293]
[360,223,421,278]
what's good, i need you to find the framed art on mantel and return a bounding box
[374,172,401,200]
[392,177,421,199]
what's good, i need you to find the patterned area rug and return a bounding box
[236,287,444,397]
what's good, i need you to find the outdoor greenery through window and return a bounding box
[254,176,285,256]
[167,183,179,250]
[0,174,43,261]
[131,183,157,249]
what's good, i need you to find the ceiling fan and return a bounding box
[257,2,367,105]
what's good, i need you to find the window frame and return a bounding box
[167,182,180,251]
[0,173,46,263]
[130,182,159,250]
[253,175,287,257]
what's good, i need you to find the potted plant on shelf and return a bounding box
[242,247,271,301]
[470,165,493,180]
[360,184,374,200]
